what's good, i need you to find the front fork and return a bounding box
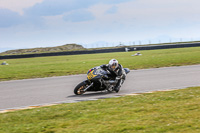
[83,82,94,92]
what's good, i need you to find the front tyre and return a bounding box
[74,81,89,95]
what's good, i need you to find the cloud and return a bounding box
[99,0,133,4]
[24,0,133,17]
[25,0,96,16]
[2,0,200,49]
[0,8,23,27]
[63,9,95,22]
[105,6,118,14]
[110,0,200,28]
[0,0,133,28]
[0,0,43,15]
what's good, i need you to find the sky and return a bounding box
[1,0,200,52]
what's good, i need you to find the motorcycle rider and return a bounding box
[100,59,125,92]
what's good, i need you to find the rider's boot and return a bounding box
[114,85,121,93]
[114,79,122,93]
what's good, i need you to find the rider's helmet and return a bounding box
[108,59,119,71]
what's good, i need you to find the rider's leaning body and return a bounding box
[100,59,125,92]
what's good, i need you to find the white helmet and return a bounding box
[108,59,118,71]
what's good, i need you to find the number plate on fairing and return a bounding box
[87,70,97,80]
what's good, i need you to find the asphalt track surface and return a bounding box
[0,65,200,111]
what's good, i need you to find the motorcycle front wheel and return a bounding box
[74,81,89,95]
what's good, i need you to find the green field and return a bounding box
[0,47,200,132]
[0,87,200,133]
[0,47,200,81]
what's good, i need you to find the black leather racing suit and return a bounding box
[100,64,124,92]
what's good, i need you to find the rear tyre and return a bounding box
[74,81,89,95]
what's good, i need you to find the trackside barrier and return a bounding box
[0,43,200,59]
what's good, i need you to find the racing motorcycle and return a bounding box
[74,66,130,95]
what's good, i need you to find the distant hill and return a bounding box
[0,44,85,55]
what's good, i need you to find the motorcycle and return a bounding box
[74,66,130,95]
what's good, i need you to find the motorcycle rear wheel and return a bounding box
[74,81,89,95]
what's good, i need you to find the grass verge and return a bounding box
[0,87,200,132]
[0,47,200,81]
